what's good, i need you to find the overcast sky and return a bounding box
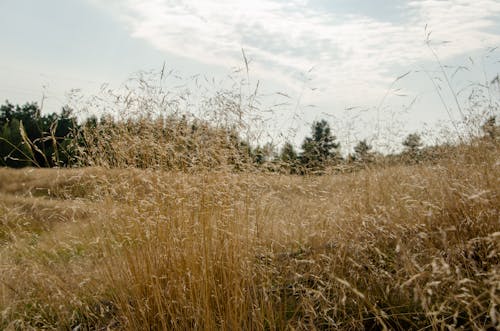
[1,0,499,150]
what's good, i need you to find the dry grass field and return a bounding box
[0,140,499,330]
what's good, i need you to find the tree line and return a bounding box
[0,101,78,167]
[1,100,497,172]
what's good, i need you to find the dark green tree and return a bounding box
[300,119,340,172]
[0,101,78,167]
[403,133,422,152]
[279,141,298,174]
[0,102,41,167]
[352,139,373,163]
[402,132,423,162]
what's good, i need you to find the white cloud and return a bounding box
[88,0,500,111]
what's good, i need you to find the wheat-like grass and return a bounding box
[1,61,499,329]
[0,138,498,330]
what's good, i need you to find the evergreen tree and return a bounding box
[402,133,423,162]
[300,119,340,172]
[402,133,422,152]
[0,101,78,167]
[352,139,373,163]
[279,141,298,174]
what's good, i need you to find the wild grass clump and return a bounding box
[69,69,268,173]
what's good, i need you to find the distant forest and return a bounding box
[1,101,498,173]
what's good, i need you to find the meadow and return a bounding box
[0,137,498,330]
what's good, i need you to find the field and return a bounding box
[0,140,499,330]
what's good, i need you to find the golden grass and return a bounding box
[0,141,499,330]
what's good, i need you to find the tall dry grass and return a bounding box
[0,138,498,330]
[68,69,269,173]
[1,60,499,329]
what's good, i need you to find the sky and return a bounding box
[1,0,499,151]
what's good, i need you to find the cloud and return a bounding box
[89,0,500,105]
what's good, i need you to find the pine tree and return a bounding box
[300,120,340,172]
[353,139,373,163]
[279,141,298,174]
[402,133,423,162]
